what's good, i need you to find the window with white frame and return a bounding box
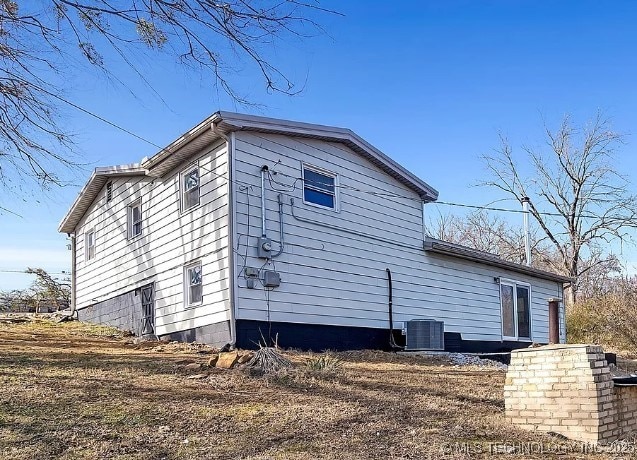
[500,279,531,341]
[181,166,200,211]
[128,200,142,239]
[184,262,203,306]
[302,164,337,210]
[85,230,95,261]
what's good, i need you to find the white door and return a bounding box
[500,281,532,341]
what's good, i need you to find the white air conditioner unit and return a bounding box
[405,319,444,351]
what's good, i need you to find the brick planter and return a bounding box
[505,344,637,444]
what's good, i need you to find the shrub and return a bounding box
[566,300,606,344]
[567,277,637,353]
[305,353,341,372]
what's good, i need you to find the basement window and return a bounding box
[500,279,532,341]
[185,262,203,306]
[128,200,142,239]
[85,230,95,261]
[302,164,337,210]
[181,166,200,212]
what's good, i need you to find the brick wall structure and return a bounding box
[505,344,637,444]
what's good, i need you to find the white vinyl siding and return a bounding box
[73,140,231,336]
[232,131,562,344]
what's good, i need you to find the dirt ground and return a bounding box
[0,319,631,459]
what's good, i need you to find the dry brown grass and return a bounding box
[0,319,624,459]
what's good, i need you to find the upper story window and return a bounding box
[181,166,200,212]
[302,164,337,210]
[106,181,113,202]
[85,230,95,261]
[500,279,532,341]
[185,261,203,306]
[128,200,142,239]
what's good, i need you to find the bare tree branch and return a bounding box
[481,112,634,302]
[0,0,338,208]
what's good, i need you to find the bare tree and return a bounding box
[0,1,336,204]
[482,112,636,303]
[430,209,621,298]
[26,267,71,311]
[431,210,547,265]
[0,268,70,312]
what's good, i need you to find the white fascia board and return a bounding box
[58,164,147,233]
[214,112,439,201]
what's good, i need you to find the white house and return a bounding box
[59,112,570,352]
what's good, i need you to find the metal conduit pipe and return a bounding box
[271,193,285,258]
[260,165,268,237]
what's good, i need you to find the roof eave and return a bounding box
[141,113,222,176]
[423,237,572,284]
[213,111,439,202]
[58,165,147,234]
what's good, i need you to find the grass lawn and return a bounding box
[0,319,624,459]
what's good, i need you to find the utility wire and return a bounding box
[0,270,71,275]
[433,201,593,218]
[55,96,606,222]
[37,85,165,151]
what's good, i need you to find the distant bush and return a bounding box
[567,277,637,354]
[566,301,606,344]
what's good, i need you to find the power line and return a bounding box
[266,167,605,219]
[54,97,606,222]
[35,85,165,151]
[0,270,71,275]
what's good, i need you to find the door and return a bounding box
[141,284,155,337]
[500,281,532,341]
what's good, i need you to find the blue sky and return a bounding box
[2,0,637,290]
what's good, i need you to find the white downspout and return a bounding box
[421,201,427,247]
[69,233,77,317]
[211,124,238,347]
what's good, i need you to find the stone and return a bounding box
[237,351,255,364]
[216,351,239,369]
[187,373,209,380]
[184,362,201,371]
[206,354,219,367]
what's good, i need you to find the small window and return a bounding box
[128,200,142,239]
[185,262,203,306]
[181,166,200,211]
[302,165,337,210]
[85,230,95,261]
[106,182,113,202]
[500,280,532,341]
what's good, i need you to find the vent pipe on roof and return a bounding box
[521,196,531,266]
